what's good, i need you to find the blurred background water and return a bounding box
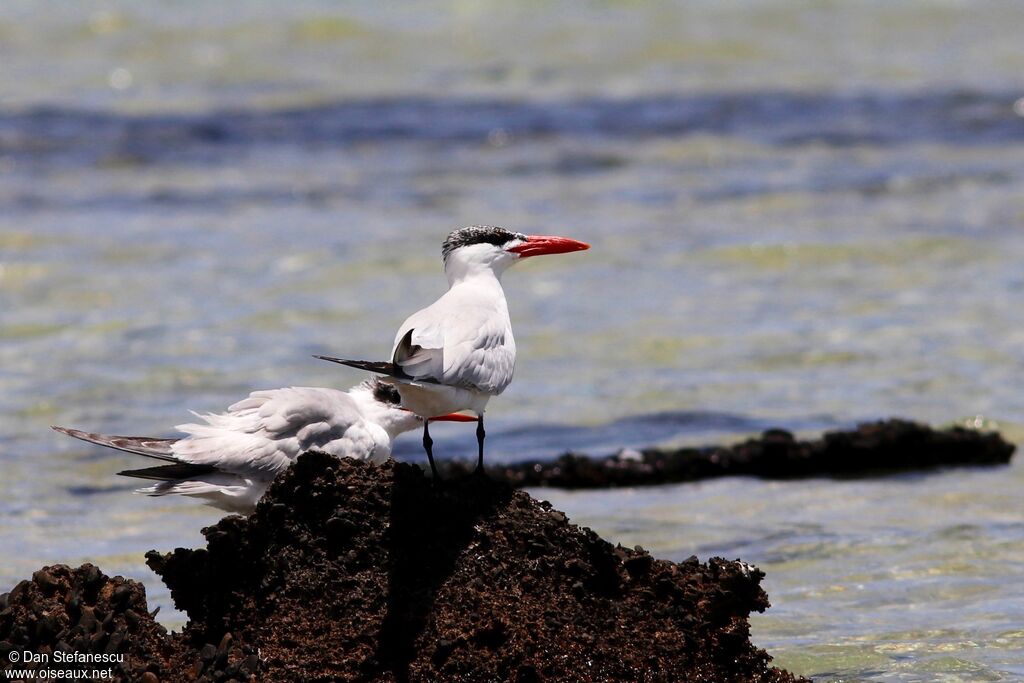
[2,2,1024,680]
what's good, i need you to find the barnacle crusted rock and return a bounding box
[147,452,804,682]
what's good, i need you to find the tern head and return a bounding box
[353,378,476,438]
[442,225,589,280]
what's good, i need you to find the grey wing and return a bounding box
[390,288,516,394]
[172,387,372,477]
[441,319,516,394]
[392,318,446,381]
[52,426,179,461]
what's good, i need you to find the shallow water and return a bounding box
[3,3,1024,680]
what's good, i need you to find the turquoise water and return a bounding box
[3,3,1024,680]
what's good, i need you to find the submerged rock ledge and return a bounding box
[448,419,1016,488]
[2,453,804,682]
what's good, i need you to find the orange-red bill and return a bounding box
[508,235,590,258]
[429,412,478,422]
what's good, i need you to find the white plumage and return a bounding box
[390,269,516,417]
[53,379,473,513]
[318,226,590,476]
[173,385,398,476]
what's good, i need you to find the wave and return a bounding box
[2,90,1022,168]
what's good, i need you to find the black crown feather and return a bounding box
[361,378,402,406]
[442,226,526,261]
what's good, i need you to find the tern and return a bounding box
[52,379,475,513]
[316,225,589,478]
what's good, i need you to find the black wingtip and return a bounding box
[52,425,86,440]
[313,354,361,366]
[313,354,357,367]
[118,462,219,481]
[316,355,395,373]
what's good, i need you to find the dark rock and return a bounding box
[4,452,810,682]
[145,453,803,682]
[77,605,97,633]
[31,570,58,593]
[456,419,1015,488]
[0,564,170,681]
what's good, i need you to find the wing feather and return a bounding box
[172,387,375,477]
[389,285,516,394]
[51,426,179,462]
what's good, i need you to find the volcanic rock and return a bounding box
[458,419,1015,488]
[147,452,804,682]
[0,563,258,682]
[0,564,167,680]
[3,452,807,682]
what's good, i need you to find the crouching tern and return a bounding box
[317,225,590,478]
[52,379,475,513]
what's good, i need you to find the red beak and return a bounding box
[508,235,590,258]
[429,412,479,422]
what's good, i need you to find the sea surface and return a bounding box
[2,3,1024,681]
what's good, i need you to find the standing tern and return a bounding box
[52,379,475,513]
[316,225,590,478]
